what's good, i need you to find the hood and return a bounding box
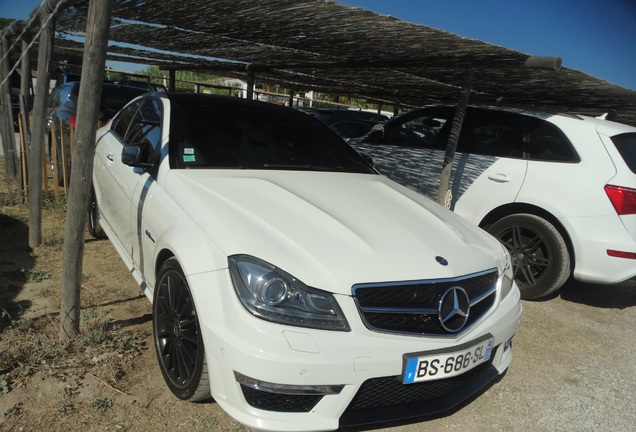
[164,170,503,294]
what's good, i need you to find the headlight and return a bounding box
[497,244,515,299]
[228,255,350,331]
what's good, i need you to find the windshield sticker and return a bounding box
[183,147,195,162]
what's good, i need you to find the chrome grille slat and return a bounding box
[352,269,498,336]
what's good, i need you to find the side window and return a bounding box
[123,99,162,164]
[526,121,578,162]
[457,110,526,158]
[384,110,452,148]
[112,100,143,140]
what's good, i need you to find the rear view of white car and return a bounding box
[89,93,521,431]
[352,105,636,299]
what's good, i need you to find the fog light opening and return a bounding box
[234,372,344,396]
[504,336,514,352]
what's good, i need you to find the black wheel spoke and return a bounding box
[524,233,544,254]
[520,262,537,285]
[511,226,524,249]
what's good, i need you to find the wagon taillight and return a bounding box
[605,184,636,215]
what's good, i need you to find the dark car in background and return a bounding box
[118,79,167,92]
[313,108,388,140]
[47,81,147,184]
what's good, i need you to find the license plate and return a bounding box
[402,336,494,384]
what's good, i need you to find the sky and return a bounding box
[1,0,635,90]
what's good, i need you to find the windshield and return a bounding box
[169,101,376,174]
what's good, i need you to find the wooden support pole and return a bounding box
[50,129,60,199]
[246,66,255,100]
[19,35,33,161]
[168,69,176,91]
[59,119,68,193]
[436,67,474,208]
[0,37,19,187]
[18,114,28,195]
[60,0,113,342]
[29,6,56,248]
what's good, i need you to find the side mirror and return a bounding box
[121,144,153,169]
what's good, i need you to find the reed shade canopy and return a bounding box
[5,0,636,124]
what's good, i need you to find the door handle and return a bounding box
[487,173,510,183]
[106,153,114,162]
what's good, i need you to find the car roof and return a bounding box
[161,92,309,116]
[399,103,636,130]
[409,103,579,120]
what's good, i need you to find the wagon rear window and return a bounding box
[611,133,636,174]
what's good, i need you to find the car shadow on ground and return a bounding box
[558,278,636,309]
[0,213,33,332]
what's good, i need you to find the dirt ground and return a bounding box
[1,176,635,431]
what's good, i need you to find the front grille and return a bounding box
[353,270,498,335]
[348,358,492,411]
[239,385,323,412]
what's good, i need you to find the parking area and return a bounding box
[1,129,635,431]
[379,280,636,431]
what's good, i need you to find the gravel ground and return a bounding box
[368,280,636,432]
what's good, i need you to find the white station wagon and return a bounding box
[351,105,636,299]
[89,93,521,431]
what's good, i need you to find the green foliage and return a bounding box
[81,308,112,346]
[0,374,10,394]
[0,17,16,30]
[104,329,144,357]
[91,397,113,412]
[57,402,77,414]
[42,196,68,212]
[20,268,52,283]
[4,403,23,417]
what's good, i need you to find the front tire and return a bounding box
[87,187,106,239]
[153,258,210,401]
[487,213,570,300]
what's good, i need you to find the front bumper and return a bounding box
[189,271,522,432]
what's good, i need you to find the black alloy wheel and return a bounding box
[487,213,570,300]
[153,258,210,401]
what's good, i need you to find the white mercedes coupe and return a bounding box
[89,93,522,432]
